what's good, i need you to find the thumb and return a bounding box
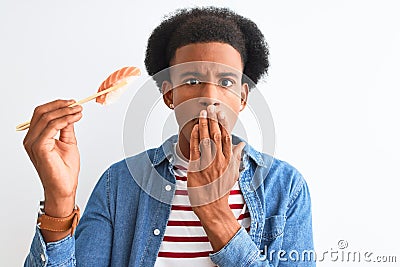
[232,141,246,162]
[59,123,77,145]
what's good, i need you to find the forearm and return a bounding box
[194,201,240,252]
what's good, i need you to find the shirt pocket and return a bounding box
[261,215,286,253]
[262,215,286,240]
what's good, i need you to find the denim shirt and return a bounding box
[24,135,315,267]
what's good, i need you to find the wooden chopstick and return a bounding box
[15,81,128,131]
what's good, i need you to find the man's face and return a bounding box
[163,42,248,141]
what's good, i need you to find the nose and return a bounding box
[197,82,221,107]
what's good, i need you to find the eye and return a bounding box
[184,78,201,86]
[219,78,235,88]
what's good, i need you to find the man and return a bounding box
[24,7,314,266]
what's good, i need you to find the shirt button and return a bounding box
[165,185,172,191]
[153,228,160,236]
[40,253,46,262]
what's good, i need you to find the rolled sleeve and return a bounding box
[209,227,274,267]
[24,227,75,267]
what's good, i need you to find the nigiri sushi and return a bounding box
[96,66,141,105]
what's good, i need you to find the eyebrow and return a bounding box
[179,71,240,79]
[179,71,203,79]
[218,72,240,79]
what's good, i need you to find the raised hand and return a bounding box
[187,104,245,207]
[187,104,245,251]
[23,99,83,239]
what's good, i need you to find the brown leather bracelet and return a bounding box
[37,206,80,237]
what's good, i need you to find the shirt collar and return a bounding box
[152,134,266,168]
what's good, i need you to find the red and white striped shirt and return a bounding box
[154,144,250,266]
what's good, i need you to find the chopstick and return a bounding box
[15,81,128,131]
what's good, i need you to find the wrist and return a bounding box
[38,202,80,242]
[44,193,76,217]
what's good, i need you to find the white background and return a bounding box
[1,0,399,266]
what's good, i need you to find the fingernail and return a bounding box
[218,112,225,120]
[200,110,207,118]
[208,105,215,113]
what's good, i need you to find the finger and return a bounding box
[198,110,210,140]
[24,103,81,159]
[28,105,83,142]
[30,99,76,128]
[232,141,246,163]
[230,142,246,177]
[33,112,83,151]
[59,106,83,145]
[189,124,200,161]
[59,122,77,145]
[207,105,221,156]
[217,111,231,159]
[198,110,212,167]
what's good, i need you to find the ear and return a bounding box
[239,83,249,111]
[162,81,174,109]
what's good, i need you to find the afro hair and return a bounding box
[145,7,270,91]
